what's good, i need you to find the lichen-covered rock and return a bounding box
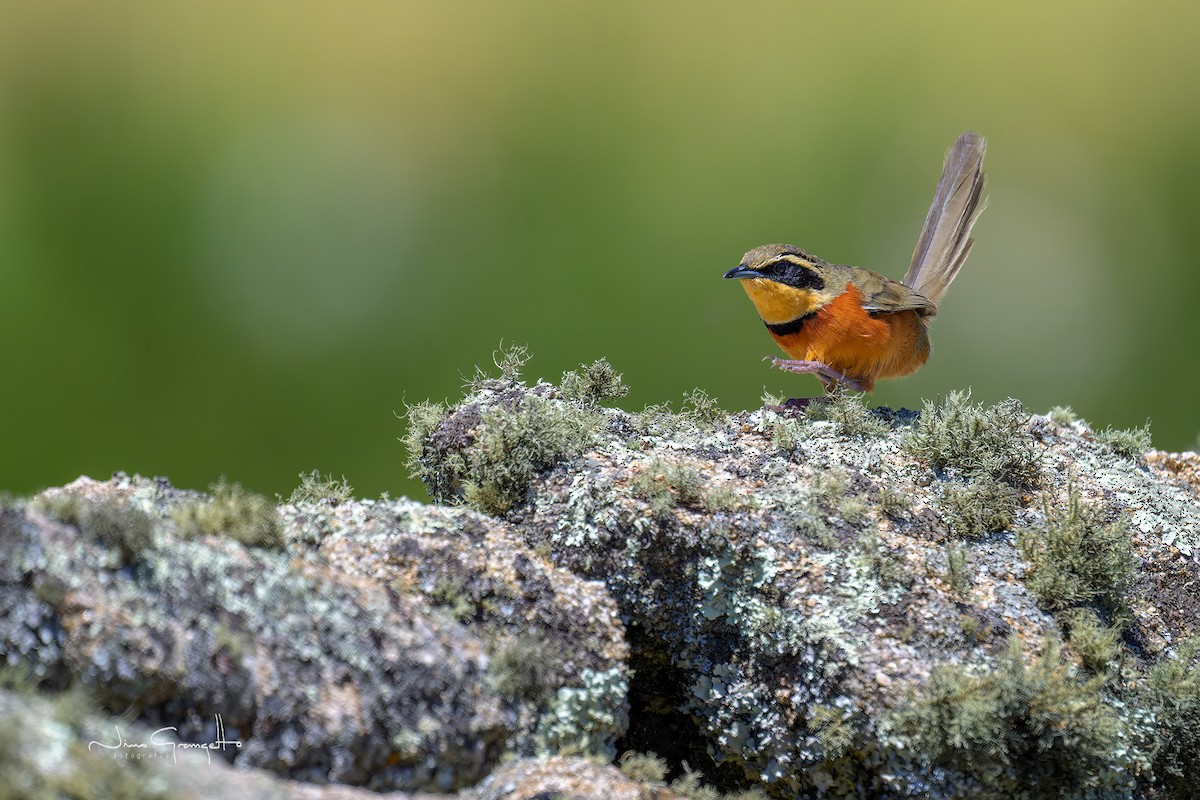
[410,368,1200,799]
[0,685,442,800]
[0,474,627,793]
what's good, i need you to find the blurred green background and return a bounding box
[2,2,1198,501]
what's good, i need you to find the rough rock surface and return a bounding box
[406,365,1200,799]
[0,475,626,794]
[3,360,1200,799]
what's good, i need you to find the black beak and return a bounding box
[723,266,759,280]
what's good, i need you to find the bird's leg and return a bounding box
[766,357,869,393]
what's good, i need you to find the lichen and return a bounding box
[535,666,629,759]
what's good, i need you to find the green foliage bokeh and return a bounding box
[2,1,1198,500]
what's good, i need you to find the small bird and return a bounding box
[724,131,987,394]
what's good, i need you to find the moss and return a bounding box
[809,703,854,761]
[839,495,870,526]
[81,497,155,566]
[34,493,155,566]
[32,491,85,526]
[488,632,558,702]
[767,414,806,452]
[631,458,737,517]
[893,637,1128,799]
[1047,405,1078,425]
[701,483,743,513]
[1096,421,1153,460]
[618,750,669,783]
[681,388,726,429]
[670,766,722,800]
[288,470,354,505]
[877,485,912,519]
[666,764,771,800]
[1017,487,1135,615]
[465,341,531,391]
[857,528,910,588]
[1142,637,1200,794]
[939,476,1019,539]
[810,469,849,510]
[429,577,476,623]
[944,542,971,597]
[1059,608,1121,674]
[560,358,630,406]
[906,391,1041,487]
[804,390,889,437]
[402,399,449,485]
[408,381,603,516]
[172,478,283,549]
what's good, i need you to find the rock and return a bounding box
[0,475,626,793]
[4,360,1200,799]
[409,370,1200,799]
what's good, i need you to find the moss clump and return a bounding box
[893,637,1126,799]
[618,750,669,783]
[631,458,738,518]
[407,384,602,516]
[1059,608,1121,674]
[560,358,630,406]
[1142,638,1200,794]
[34,493,154,566]
[1096,421,1153,460]
[82,498,155,566]
[1017,487,1135,615]
[939,476,1019,539]
[681,388,726,429]
[429,577,475,623]
[32,491,86,526]
[465,341,531,391]
[858,528,910,588]
[906,391,1041,487]
[667,763,770,800]
[878,485,912,519]
[402,399,449,486]
[1047,405,1078,425]
[172,479,283,549]
[288,470,354,505]
[487,632,558,702]
[943,543,971,597]
[805,390,889,438]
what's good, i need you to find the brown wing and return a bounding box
[847,266,937,317]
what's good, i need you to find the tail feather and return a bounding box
[903,131,987,309]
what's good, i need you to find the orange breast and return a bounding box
[768,284,930,390]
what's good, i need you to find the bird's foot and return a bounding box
[765,357,868,393]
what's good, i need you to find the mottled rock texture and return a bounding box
[3,358,1200,800]
[0,473,626,795]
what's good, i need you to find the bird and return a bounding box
[723,131,987,395]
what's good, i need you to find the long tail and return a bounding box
[902,131,987,309]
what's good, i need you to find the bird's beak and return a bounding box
[723,266,759,280]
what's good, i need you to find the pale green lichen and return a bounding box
[535,667,628,759]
